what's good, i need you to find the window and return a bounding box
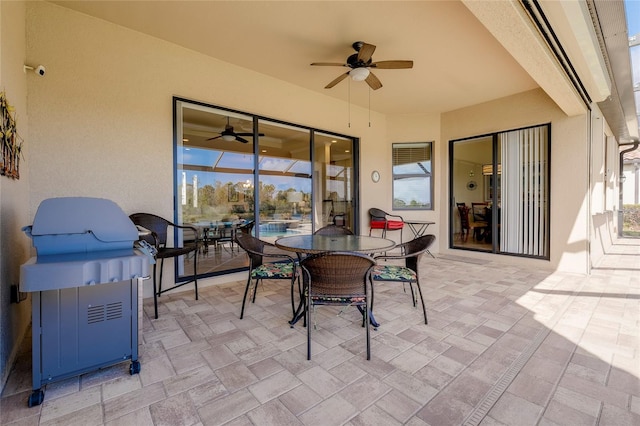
[392,142,433,210]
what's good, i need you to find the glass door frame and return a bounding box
[173,96,360,281]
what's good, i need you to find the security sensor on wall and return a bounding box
[24,64,46,77]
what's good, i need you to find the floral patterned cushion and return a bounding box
[251,262,294,279]
[310,295,365,304]
[372,265,416,282]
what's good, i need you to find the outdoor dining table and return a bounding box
[275,234,396,327]
[275,234,396,255]
[402,219,436,257]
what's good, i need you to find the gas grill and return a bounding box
[20,197,150,407]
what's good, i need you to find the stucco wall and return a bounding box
[0,0,32,393]
[440,89,590,274]
[24,2,393,299]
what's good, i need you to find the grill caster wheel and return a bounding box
[28,389,44,407]
[129,361,141,375]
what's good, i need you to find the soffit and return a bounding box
[48,0,539,115]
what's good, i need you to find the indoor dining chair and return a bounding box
[372,234,435,324]
[235,232,299,319]
[300,251,376,360]
[129,213,199,319]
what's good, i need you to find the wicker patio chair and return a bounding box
[235,232,299,319]
[313,224,354,236]
[300,251,375,360]
[129,213,199,319]
[372,234,435,324]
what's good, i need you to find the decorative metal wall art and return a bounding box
[0,91,24,179]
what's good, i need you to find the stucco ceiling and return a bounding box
[50,0,539,115]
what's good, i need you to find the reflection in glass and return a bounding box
[175,100,356,280]
[392,142,433,210]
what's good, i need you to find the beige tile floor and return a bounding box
[1,239,639,425]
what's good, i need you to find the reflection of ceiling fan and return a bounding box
[311,41,413,90]
[206,117,264,143]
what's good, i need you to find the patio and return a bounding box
[1,240,638,425]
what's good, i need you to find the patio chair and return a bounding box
[235,232,299,319]
[129,213,199,319]
[236,220,255,236]
[314,224,354,236]
[368,207,404,241]
[300,251,376,360]
[372,234,435,324]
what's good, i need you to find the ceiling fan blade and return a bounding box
[357,43,376,63]
[365,72,383,90]
[311,62,348,67]
[370,60,414,69]
[206,135,222,141]
[235,132,265,137]
[325,72,349,89]
[236,136,250,143]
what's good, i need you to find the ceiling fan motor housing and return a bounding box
[347,53,372,69]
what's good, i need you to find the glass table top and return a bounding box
[275,234,396,254]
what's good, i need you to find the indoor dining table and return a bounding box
[275,234,396,327]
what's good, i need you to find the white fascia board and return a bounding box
[555,0,611,102]
[462,0,587,116]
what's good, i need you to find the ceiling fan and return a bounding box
[206,117,263,143]
[311,41,413,90]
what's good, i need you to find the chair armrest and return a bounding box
[241,242,298,265]
[387,213,404,222]
[374,253,410,261]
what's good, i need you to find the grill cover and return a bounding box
[23,197,138,255]
[20,197,148,292]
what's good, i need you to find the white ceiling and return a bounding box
[51,1,539,115]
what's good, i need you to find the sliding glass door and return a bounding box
[450,124,550,259]
[175,98,357,279]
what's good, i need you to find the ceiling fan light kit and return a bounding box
[311,41,413,90]
[350,67,370,81]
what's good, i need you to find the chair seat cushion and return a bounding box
[310,295,365,304]
[372,265,416,282]
[370,220,386,229]
[370,220,404,230]
[385,220,404,230]
[251,262,295,279]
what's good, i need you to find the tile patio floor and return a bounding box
[1,239,639,425]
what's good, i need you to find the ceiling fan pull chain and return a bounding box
[348,78,351,128]
[368,87,371,128]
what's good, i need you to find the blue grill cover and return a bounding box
[23,197,138,255]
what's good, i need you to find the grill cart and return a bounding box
[20,197,150,407]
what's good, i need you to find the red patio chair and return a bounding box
[368,208,404,241]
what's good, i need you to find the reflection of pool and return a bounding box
[259,222,288,233]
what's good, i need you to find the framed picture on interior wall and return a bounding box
[228,184,239,202]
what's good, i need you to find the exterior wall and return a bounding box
[589,105,620,269]
[440,89,591,274]
[0,0,32,393]
[379,114,441,243]
[24,2,388,298]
